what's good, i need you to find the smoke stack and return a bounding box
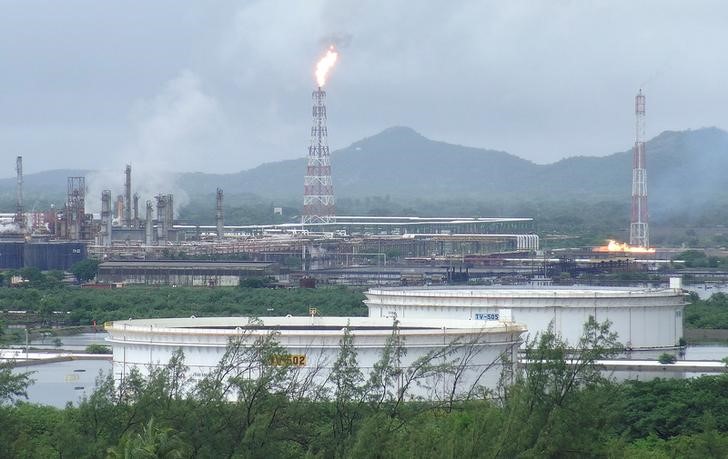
[101,190,112,246]
[216,188,224,241]
[132,193,140,228]
[629,90,649,247]
[145,200,154,246]
[156,194,169,245]
[115,195,124,222]
[167,194,174,222]
[124,164,132,227]
[15,156,24,230]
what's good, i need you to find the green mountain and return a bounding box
[180,126,728,205]
[179,127,538,198]
[2,126,727,215]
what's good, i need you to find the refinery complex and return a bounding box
[0,78,662,288]
[0,43,721,406]
[0,45,549,284]
[0,44,691,308]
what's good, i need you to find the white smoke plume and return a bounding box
[318,32,353,49]
[87,70,227,215]
[0,222,21,234]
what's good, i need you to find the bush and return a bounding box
[239,277,275,288]
[84,344,112,354]
[71,259,100,283]
[658,353,677,364]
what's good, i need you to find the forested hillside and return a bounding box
[3,126,727,211]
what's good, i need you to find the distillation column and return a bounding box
[156,195,168,245]
[14,156,24,231]
[101,190,112,246]
[132,193,139,228]
[216,188,224,241]
[124,164,132,228]
[145,200,154,246]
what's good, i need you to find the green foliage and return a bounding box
[85,344,112,354]
[238,276,275,288]
[1,319,728,457]
[685,292,728,329]
[618,376,728,440]
[495,317,623,457]
[107,418,188,458]
[71,258,100,283]
[330,324,365,452]
[674,250,728,268]
[0,285,367,325]
[0,361,34,405]
[658,353,677,364]
[1,268,64,290]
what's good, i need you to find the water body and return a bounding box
[685,283,728,299]
[29,332,108,351]
[9,333,113,407]
[14,359,112,407]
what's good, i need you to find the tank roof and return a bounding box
[106,316,525,337]
[366,285,684,299]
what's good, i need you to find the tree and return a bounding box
[85,344,112,354]
[71,259,100,283]
[493,317,622,457]
[330,323,365,450]
[107,418,188,459]
[239,276,275,288]
[0,361,34,405]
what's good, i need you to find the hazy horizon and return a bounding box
[2,124,722,180]
[2,1,727,176]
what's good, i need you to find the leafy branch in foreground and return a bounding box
[0,361,34,405]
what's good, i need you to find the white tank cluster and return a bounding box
[105,316,526,400]
[364,282,686,349]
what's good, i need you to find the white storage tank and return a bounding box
[105,316,526,400]
[364,285,686,349]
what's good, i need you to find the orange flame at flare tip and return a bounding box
[593,239,656,253]
[315,46,338,87]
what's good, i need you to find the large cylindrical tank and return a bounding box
[365,286,686,349]
[106,316,526,400]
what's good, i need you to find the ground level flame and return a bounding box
[593,239,655,253]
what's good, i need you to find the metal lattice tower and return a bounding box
[66,177,86,241]
[630,90,649,247]
[302,87,335,224]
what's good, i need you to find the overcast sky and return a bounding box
[1,0,727,176]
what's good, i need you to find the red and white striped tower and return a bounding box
[302,87,335,224]
[630,90,649,247]
[303,48,338,224]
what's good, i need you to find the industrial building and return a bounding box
[0,239,87,270]
[105,316,526,400]
[97,260,278,287]
[364,281,686,349]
